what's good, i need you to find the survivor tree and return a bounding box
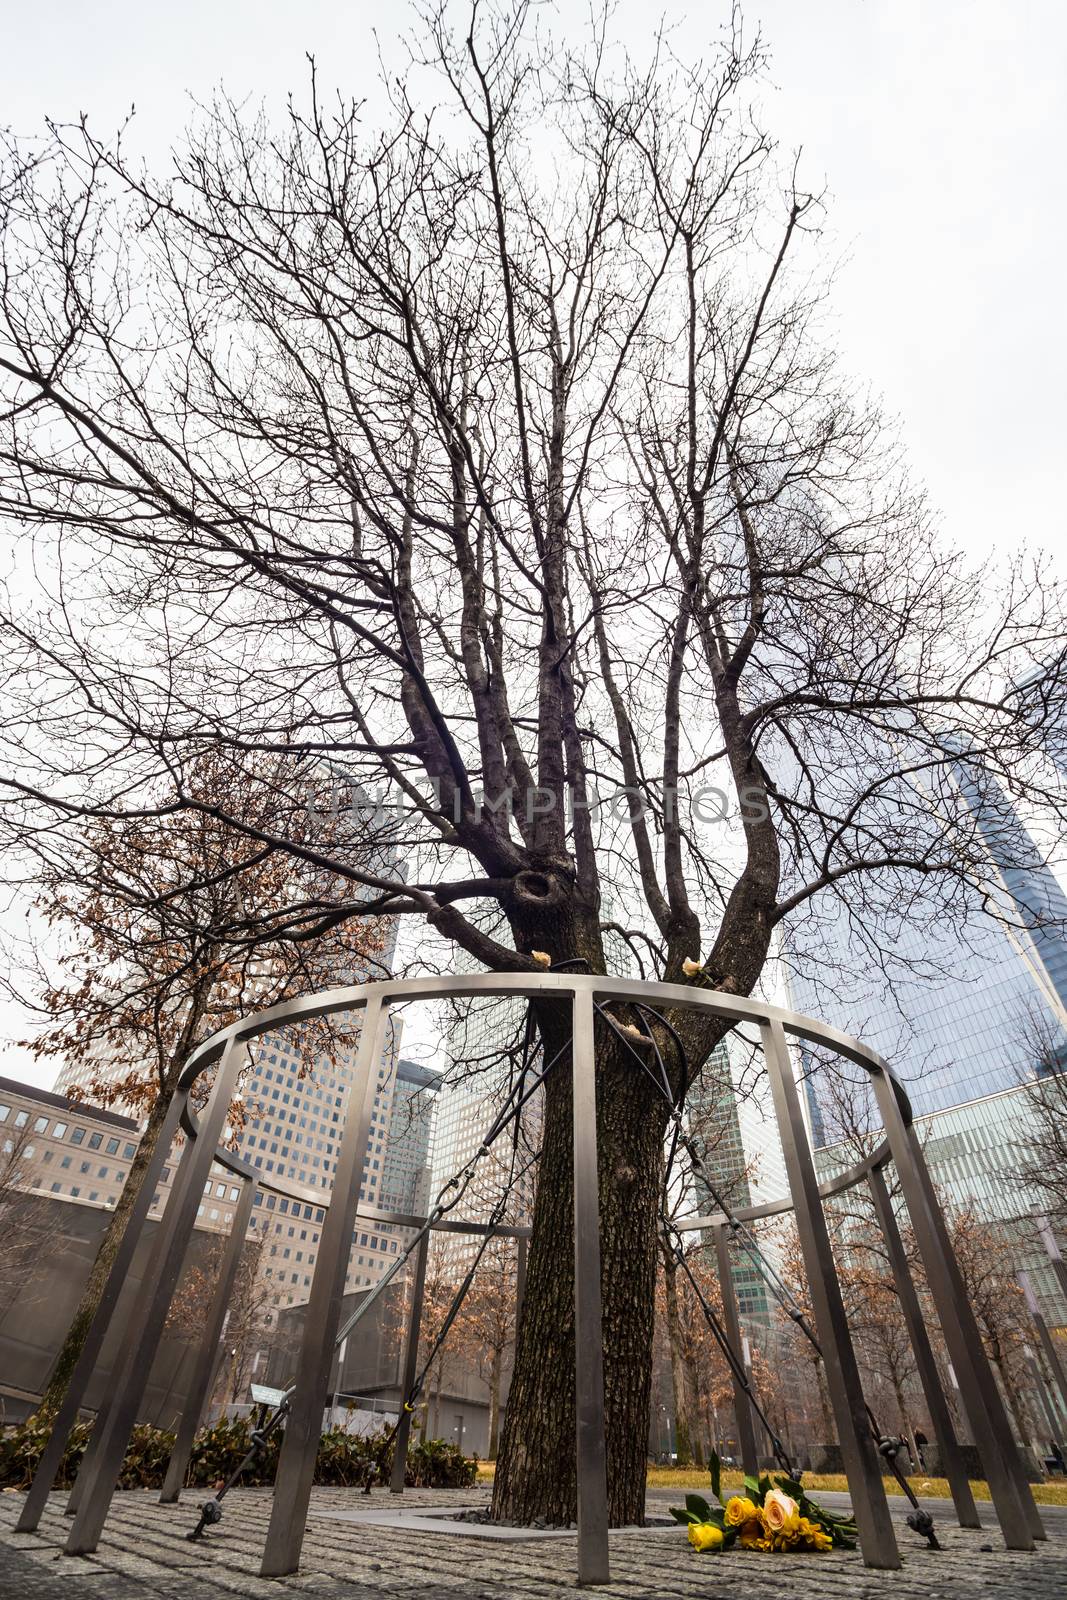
[1,0,1064,1523]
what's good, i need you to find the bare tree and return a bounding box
[1007,1006,1067,1227]
[7,755,385,1416]
[0,1113,48,1313]
[0,1,1065,1523]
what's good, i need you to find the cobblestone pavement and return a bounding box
[2,1487,1066,1600]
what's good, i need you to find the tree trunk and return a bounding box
[891,1372,920,1469]
[814,1353,835,1443]
[488,1346,502,1459]
[492,1013,667,1526]
[661,1246,693,1466]
[36,1079,177,1418]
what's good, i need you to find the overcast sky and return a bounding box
[2,0,1064,1085]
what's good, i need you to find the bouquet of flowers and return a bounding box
[670,1454,857,1554]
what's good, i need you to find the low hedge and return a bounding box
[0,1414,476,1492]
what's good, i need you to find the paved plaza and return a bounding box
[2,1487,1066,1600]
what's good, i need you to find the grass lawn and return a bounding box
[474,1461,1067,1506]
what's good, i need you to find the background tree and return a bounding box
[929,1203,1043,1451]
[1008,1008,1067,1228]
[0,1112,48,1318]
[7,755,385,1416]
[463,1237,518,1459]
[1,0,1065,1523]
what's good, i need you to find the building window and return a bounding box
[14,1110,29,1129]
[60,1155,71,1169]
[53,1121,68,1139]
[123,1143,136,1160]
[89,1191,99,1202]
[79,1161,91,1174]
[34,1116,49,1134]
[87,1132,102,1150]
[105,1137,119,1155]
[70,1128,85,1145]
[0,1104,9,1123]
[70,1186,80,1197]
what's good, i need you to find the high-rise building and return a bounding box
[380,1057,439,1216]
[787,757,1067,1139]
[685,1039,789,1323]
[783,747,1067,1327]
[428,992,541,1260]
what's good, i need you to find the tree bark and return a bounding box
[492,1009,668,1526]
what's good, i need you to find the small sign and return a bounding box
[250,1384,288,1407]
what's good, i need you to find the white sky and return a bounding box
[2,0,1065,1085]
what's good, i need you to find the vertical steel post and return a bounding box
[869,1075,1041,1549]
[260,995,389,1577]
[571,985,610,1585]
[712,1224,759,1477]
[15,1091,186,1535]
[866,1164,980,1528]
[390,1228,429,1494]
[1035,1215,1067,1306]
[1024,1348,1065,1459]
[516,1232,528,1324]
[159,1174,257,1503]
[1019,1272,1067,1420]
[762,1023,900,1570]
[64,1037,246,1555]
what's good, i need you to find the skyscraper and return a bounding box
[685,1038,789,1322]
[380,1057,439,1216]
[782,746,1067,1325]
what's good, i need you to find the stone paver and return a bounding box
[1,1486,1065,1600]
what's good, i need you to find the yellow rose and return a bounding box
[763,1487,800,1536]
[724,1496,759,1527]
[688,1522,724,1552]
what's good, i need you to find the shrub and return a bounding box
[406,1438,477,1488]
[0,1414,476,1492]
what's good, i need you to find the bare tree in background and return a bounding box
[1008,1006,1067,1228]
[1,0,1066,1522]
[7,755,385,1417]
[0,1114,48,1316]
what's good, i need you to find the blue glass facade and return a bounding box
[785,759,1067,1143]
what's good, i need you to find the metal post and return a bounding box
[64,1088,215,1522]
[1019,1272,1067,1420]
[15,1091,186,1534]
[713,1224,759,1477]
[64,1037,246,1555]
[390,1229,429,1494]
[571,985,610,1585]
[1025,1347,1065,1460]
[867,1165,980,1528]
[1035,1215,1067,1307]
[762,1023,900,1570]
[260,995,389,1577]
[159,1175,257,1503]
[516,1233,528,1325]
[869,1075,1041,1549]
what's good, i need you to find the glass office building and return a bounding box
[783,751,1067,1327]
